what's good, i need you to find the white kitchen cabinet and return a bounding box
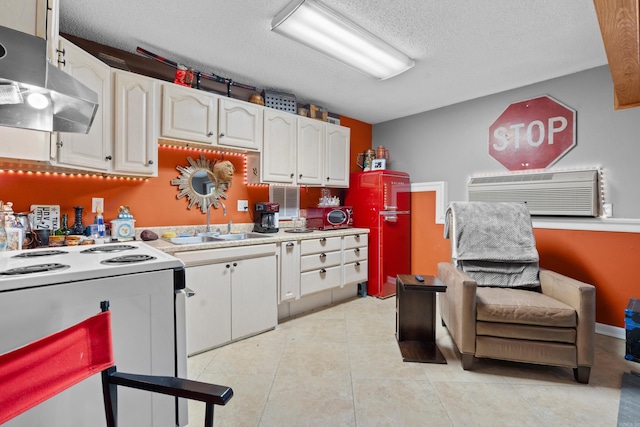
[324,123,350,187]
[297,116,325,185]
[343,233,368,285]
[218,97,263,151]
[0,0,58,61]
[260,109,297,184]
[279,240,301,302]
[55,37,112,172]
[161,83,218,144]
[300,236,342,296]
[177,244,277,355]
[112,70,159,177]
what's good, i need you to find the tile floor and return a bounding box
[187,295,635,426]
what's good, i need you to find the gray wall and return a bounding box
[373,66,640,219]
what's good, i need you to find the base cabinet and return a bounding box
[177,244,277,355]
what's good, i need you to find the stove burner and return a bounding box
[12,250,68,258]
[0,263,71,276]
[101,254,156,264]
[81,244,137,254]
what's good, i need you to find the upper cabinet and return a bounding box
[297,116,325,186]
[55,37,112,172]
[261,109,297,184]
[161,84,218,144]
[112,70,159,177]
[324,124,350,187]
[0,0,59,61]
[218,98,263,151]
[160,84,262,152]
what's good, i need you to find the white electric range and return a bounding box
[0,242,190,427]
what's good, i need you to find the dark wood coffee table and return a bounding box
[396,274,447,363]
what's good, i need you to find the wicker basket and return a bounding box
[262,89,296,113]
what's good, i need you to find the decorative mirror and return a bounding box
[171,154,235,213]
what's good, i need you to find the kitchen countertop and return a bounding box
[143,227,370,255]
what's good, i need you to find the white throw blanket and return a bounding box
[445,202,540,288]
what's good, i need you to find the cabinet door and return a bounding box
[218,98,263,151]
[56,38,112,172]
[231,255,277,339]
[262,109,297,183]
[161,84,218,144]
[279,241,300,302]
[185,264,231,355]
[325,124,350,187]
[297,116,324,185]
[1,0,57,60]
[113,70,159,176]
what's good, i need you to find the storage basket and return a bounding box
[262,89,296,113]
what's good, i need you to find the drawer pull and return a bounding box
[355,234,360,239]
[286,242,294,247]
[319,253,326,259]
[355,262,361,266]
[320,238,327,243]
[226,264,230,268]
[320,268,327,274]
[233,262,237,267]
[354,248,360,253]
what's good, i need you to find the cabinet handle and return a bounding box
[233,262,237,267]
[219,133,225,138]
[148,160,154,165]
[299,174,303,179]
[56,140,63,148]
[207,132,213,137]
[355,234,360,239]
[57,59,66,66]
[290,173,294,178]
[56,48,66,56]
[326,177,330,181]
[320,269,326,274]
[355,262,361,266]
[286,242,294,247]
[320,238,326,243]
[319,253,326,259]
[226,264,231,268]
[105,155,112,161]
[354,248,360,253]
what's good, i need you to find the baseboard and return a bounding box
[596,322,625,339]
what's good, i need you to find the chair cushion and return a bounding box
[476,321,577,343]
[476,287,577,327]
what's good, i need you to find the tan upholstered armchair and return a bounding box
[438,202,596,383]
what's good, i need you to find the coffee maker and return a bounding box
[253,202,279,233]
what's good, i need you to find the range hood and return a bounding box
[0,26,98,134]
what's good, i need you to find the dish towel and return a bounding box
[445,201,540,288]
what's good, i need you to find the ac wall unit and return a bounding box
[468,169,600,217]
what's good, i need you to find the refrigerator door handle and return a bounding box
[383,215,398,222]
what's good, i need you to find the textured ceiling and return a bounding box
[58,0,608,124]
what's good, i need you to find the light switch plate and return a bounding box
[92,198,104,213]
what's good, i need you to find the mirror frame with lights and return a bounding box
[171,154,234,213]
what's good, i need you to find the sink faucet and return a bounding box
[227,221,232,234]
[206,204,212,233]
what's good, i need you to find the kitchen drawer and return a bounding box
[344,246,368,264]
[301,236,341,255]
[344,233,368,249]
[301,265,342,296]
[344,260,368,285]
[300,250,341,272]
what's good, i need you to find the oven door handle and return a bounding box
[175,287,196,298]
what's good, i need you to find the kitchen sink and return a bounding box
[211,232,270,241]
[169,232,270,244]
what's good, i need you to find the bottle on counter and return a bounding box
[69,206,85,235]
[55,213,71,236]
[95,206,105,237]
[0,201,7,251]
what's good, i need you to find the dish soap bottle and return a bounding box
[0,201,6,251]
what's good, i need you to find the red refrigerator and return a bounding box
[345,170,411,298]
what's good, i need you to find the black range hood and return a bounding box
[0,26,98,134]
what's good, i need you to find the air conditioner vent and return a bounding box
[468,169,600,217]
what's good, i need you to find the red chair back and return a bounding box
[0,310,115,424]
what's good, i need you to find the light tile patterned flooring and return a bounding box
[187,295,634,426]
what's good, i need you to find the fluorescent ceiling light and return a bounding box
[271,0,415,80]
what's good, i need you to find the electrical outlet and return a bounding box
[237,200,249,212]
[92,198,104,213]
[603,203,613,217]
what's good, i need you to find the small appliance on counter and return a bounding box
[306,206,353,230]
[253,202,279,233]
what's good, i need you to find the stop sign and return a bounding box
[488,95,576,170]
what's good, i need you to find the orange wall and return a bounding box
[410,190,639,328]
[0,116,372,227]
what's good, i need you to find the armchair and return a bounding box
[438,202,596,383]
